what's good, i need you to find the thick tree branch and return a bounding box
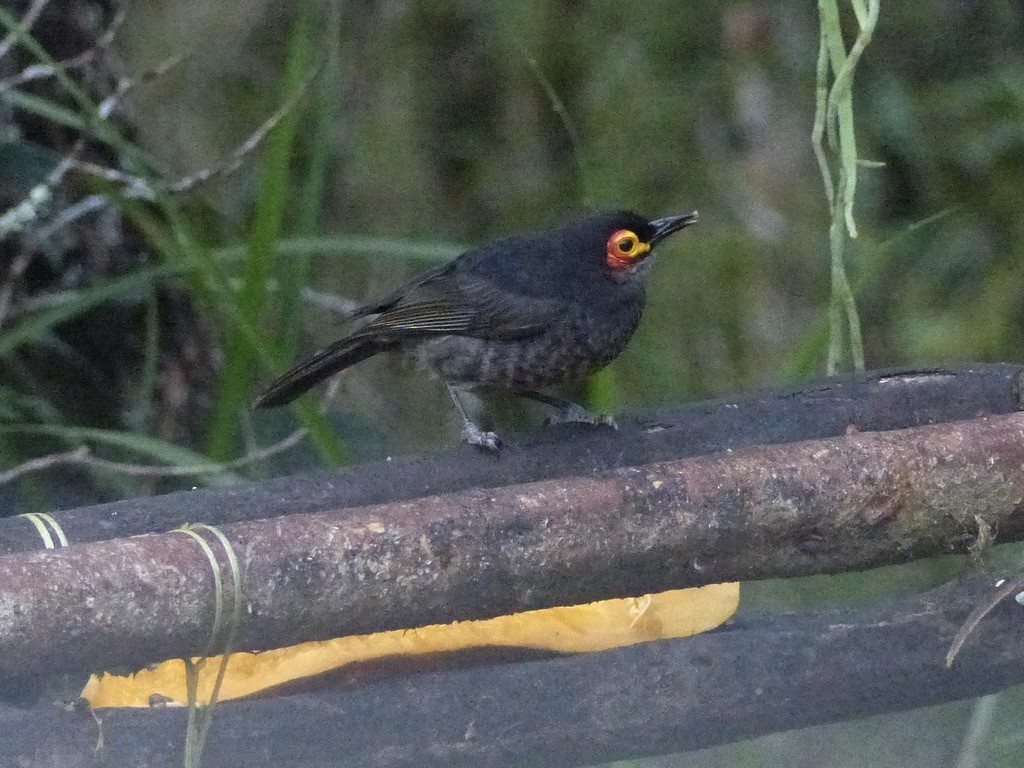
[1,364,1021,555]
[1,410,1023,682]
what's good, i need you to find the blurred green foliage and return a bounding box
[116,0,1024,451]
[6,0,1024,465]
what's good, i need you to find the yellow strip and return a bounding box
[83,582,740,708]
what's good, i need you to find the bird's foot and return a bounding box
[547,403,618,429]
[461,421,503,451]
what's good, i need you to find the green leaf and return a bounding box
[205,10,350,465]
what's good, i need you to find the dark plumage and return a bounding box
[254,209,697,449]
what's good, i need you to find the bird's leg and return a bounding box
[516,390,617,429]
[445,383,502,451]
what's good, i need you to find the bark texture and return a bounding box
[1,411,1023,681]
[1,364,1021,555]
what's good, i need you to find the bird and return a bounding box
[253,209,698,449]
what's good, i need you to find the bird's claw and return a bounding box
[461,422,503,451]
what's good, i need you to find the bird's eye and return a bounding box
[605,229,650,270]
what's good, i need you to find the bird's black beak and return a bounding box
[649,211,699,246]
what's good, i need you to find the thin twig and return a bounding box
[0,183,51,240]
[0,13,134,244]
[0,0,49,64]
[0,137,89,243]
[0,446,89,485]
[946,575,1024,667]
[3,50,184,246]
[56,62,321,218]
[29,194,106,243]
[0,22,113,242]
[24,42,177,234]
[169,63,323,194]
[0,7,125,91]
[67,158,157,199]
[6,35,318,243]
[96,51,187,120]
[0,428,307,486]
[87,428,307,477]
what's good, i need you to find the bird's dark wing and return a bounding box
[363,272,567,341]
[253,270,565,409]
[348,262,454,320]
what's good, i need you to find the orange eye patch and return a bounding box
[606,229,651,270]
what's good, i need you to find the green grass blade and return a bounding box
[211,235,463,264]
[125,196,351,468]
[280,2,343,357]
[205,12,316,462]
[0,423,243,487]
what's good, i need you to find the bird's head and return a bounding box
[569,210,699,282]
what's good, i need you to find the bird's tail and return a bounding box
[252,335,386,409]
